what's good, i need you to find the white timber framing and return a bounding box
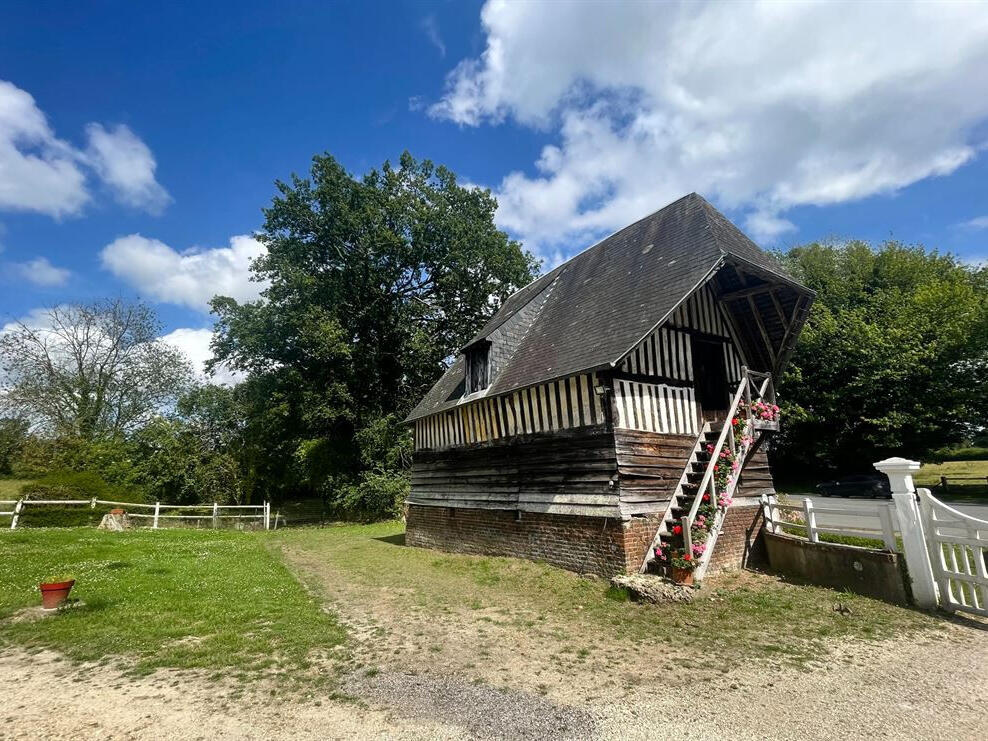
[413,371,604,451]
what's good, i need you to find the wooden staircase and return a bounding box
[640,368,777,581]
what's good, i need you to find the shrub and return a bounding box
[15,471,144,528]
[336,470,409,521]
[929,446,988,462]
[19,470,135,502]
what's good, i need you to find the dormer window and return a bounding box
[465,342,491,394]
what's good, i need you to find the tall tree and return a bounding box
[0,300,192,438]
[210,152,538,511]
[773,241,988,475]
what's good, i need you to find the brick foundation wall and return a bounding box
[706,500,767,573]
[406,505,663,577]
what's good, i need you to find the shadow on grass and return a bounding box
[373,533,406,546]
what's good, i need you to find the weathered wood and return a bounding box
[409,427,622,516]
[718,283,776,302]
[613,429,696,513]
[747,294,778,365]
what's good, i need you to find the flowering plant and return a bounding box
[668,550,694,570]
[750,400,780,422]
[706,443,737,494]
[731,415,747,440]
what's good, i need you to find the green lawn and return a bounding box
[0,528,344,678]
[272,521,941,668]
[0,478,30,499]
[916,459,988,500]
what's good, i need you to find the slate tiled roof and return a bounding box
[407,193,801,422]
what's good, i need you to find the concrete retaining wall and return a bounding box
[764,532,911,605]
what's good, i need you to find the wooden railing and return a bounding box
[761,494,900,551]
[1,498,271,530]
[683,368,775,574]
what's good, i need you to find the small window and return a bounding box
[465,343,490,394]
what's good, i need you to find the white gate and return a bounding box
[919,489,988,617]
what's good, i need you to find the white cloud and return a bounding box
[9,257,71,287]
[0,79,169,217]
[160,327,243,386]
[0,81,89,216]
[431,1,988,251]
[84,123,171,214]
[421,15,446,58]
[100,233,266,311]
[958,215,988,230]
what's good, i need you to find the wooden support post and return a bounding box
[212,502,219,529]
[152,501,160,529]
[940,475,948,492]
[681,515,692,558]
[769,290,788,327]
[747,295,778,366]
[11,499,23,530]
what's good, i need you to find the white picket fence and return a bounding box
[761,495,900,550]
[0,498,270,531]
[764,457,988,618]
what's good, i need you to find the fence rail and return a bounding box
[761,494,900,551]
[0,497,270,531]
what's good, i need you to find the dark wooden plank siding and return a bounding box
[737,442,775,497]
[410,427,621,517]
[613,429,696,515]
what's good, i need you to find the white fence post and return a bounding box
[874,457,938,609]
[152,501,160,529]
[877,504,897,551]
[11,499,23,530]
[803,498,818,543]
[212,502,219,529]
[761,493,775,533]
[264,501,270,531]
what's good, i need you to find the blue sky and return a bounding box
[2,1,987,377]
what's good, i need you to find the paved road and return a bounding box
[783,493,988,532]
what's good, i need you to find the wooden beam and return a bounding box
[774,295,810,376]
[718,284,776,302]
[769,290,788,327]
[747,295,778,366]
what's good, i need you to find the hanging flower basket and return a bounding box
[749,401,781,430]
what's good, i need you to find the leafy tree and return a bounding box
[0,417,29,475]
[130,417,242,505]
[773,241,988,476]
[210,152,538,512]
[0,300,192,438]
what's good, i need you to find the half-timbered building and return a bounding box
[405,193,814,579]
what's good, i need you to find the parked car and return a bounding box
[815,474,891,499]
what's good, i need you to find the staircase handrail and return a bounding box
[685,379,747,526]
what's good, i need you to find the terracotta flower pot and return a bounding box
[39,580,75,609]
[670,567,694,586]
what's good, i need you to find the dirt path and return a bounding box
[2,619,985,740]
